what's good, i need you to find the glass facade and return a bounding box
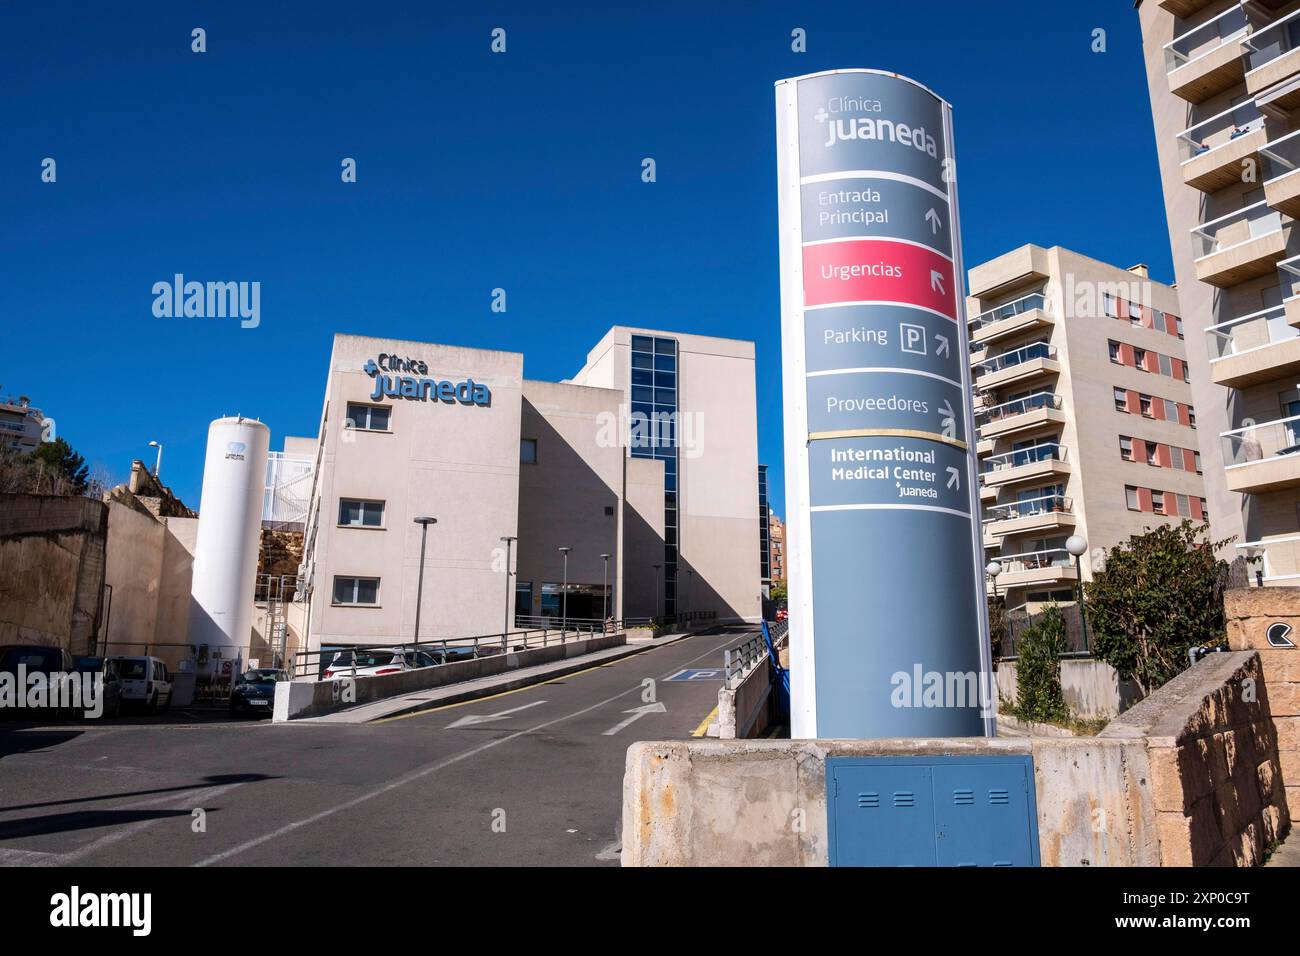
[630,334,679,617]
[758,465,771,584]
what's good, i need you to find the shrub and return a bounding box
[1015,604,1068,724]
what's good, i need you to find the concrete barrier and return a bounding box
[717,658,772,739]
[274,632,626,721]
[995,657,1142,719]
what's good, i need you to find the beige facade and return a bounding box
[970,245,1206,608]
[297,326,761,656]
[1139,0,1300,584]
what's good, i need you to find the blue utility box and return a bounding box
[826,755,1040,867]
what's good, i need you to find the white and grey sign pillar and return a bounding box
[776,69,994,738]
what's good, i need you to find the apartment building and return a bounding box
[970,245,1207,609]
[769,511,785,582]
[0,397,46,453]
[1138,0,1300,585]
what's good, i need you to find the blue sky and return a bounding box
[0,1,1171,513]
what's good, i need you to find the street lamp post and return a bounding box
[600,553,610,632]
[1066,534,1090,653]
[413,517,437,643]
[148,440,163,479]
[985,560,1002,599]
[500,535,517,650]
[558,547,571,635]
[652,563,662,624]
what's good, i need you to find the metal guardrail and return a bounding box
[723,621,787,689]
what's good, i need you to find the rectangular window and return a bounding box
[1176,493,1191,516]
[1152,493,1166,516]
[338,498,384,527]
[1195,451,1202,473]
[1159,353,1173,378]
[333,576,379,605]
[1103,293,1117,317]
[1133,348,1148,370]
[1140,394,1153,417]
[520,438,538,463]
[1145,441,1159,466]
[345,403,391,432]
[1108,341,1121,364]
[1175,317,1184,338]
[1125,486,1140,511]
[1119,436,1134,461]
[1188,406,1197,427]
[1128,300,1142,322]
[1163,398,1178,422]
[1113,387,1128,412]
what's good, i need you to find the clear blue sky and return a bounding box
[0,1,1171,514]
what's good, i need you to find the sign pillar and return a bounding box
[776,69,993,738]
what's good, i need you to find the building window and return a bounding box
[338,498,384,528]
[333,576,379,605]
[520,438,538,463]
[1176,493,1191,516]
[1152,493,1166,516]
[515,581,533,625]
[1126,486,1140,511]
[345,403,390,432]
[1145,441,1159,466]
[1195,451,1202,473]
[1188,406,1197,427]
[1139,394,1153,417]
[1159,354,1173,378]
[1119,436,1134,461]
[1108,341,1121,364]
[1163,398,1178,421]
[1113,387,1129,412]
[1133,347,1148,370]
[1103,293,1117,318]
[1128,300,1142,323]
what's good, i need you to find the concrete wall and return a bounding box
[996,657,1143,719]
[275,631,626,720]
[622,456,665,618]
[0,493,107,654]
[717,657,772,739]
[1100,650,1290,866]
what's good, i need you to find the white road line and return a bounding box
[193,634,740,867]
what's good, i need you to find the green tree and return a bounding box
[1014,604,1068,723]
[29,437,89,495]
[1084,521,1229,696]
[769,579,788,605]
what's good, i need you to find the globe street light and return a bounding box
[413,517,437,642]
[985,560,1002,599]
[500,535,517,649]
[558,547,571,635]
[1066,534,1090,653]
[147,440,163,479]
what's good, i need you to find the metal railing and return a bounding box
[1243,5,1300,71]
[1190,198,1282,259]
[724,633,769,689]
[1221,413,1300,466]
[1237,535,1300,585]
[291,622,628,681]
[983,493,1073,524]
[981,443,1067,473]
[1163,3,1251,74]
[1205,303,1296,359]
[974,341,1056,376]
[1178,100,1265,164]
[968,292,1049,333]
[990,547,1074,575]
[1260,128,1300,184]
[976,390,1063,422]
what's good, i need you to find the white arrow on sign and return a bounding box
[446,699,547,729]
[935,334,950,358]
[939,399,956,439]
[602,701,667,736]
[946,466,960,490]
[930,270,945,295]
[925,208,942,234]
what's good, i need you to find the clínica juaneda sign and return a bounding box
[775,70,993,738]
[364,353,492,406]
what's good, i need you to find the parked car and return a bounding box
[775,608,788,622]
[108,656,173,714]
[72,656,123,719]
[0,644,76,719]
[228,668,288,717]
[322,648,441,679]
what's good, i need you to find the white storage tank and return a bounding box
[187,416,270,681]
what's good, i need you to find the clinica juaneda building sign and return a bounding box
[364,353,492,406]
[776,70,993,739]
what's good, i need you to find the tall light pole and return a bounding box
[652,563,662,624]
[148,440,163,479]
[1066,535,1090,652]
[985,560,1002,600]
[600,553,610,631]
[413,517,437,643]
[501,535,517,647]
[558,546,571,635]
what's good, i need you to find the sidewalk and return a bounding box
[295,631,695,724]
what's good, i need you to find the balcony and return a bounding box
[1222,413,1300,492]
[968,292,1053,346]
[981,444,1071,489]
[1261,130,1300,216]
[980,483,997,503]
[1284,254,1300,325]
[1158,0,1216,17]
[987,548,1077,593]
[973,342,1060,391]
[1237,534,1300,585]
[976,436,995,457]
[1191,199,1288,287]
[983,493,1075,539]
[976,391,1066,439]
[1205,303,1300,387]
[1164,5,1253,103]
[1245,8,1300,103]
[1178,102,1267,192]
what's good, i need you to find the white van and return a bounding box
[109,656,173,714]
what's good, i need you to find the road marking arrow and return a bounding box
[930,270,945,295]
[946,466,960,490]
[925,208,942,234]
[446,699,547,729]
[602,702,667,736]
[939,399,956,439]
[935,334,950,358]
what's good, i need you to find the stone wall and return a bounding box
[0,493,107,654]
[996,657,1143,719]
[1224,587,1300,820]
[1100,650,1290,866]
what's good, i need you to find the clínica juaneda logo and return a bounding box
[363,353,492,406]
[152,274,260,328]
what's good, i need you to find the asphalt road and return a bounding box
[0,628,753,867]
